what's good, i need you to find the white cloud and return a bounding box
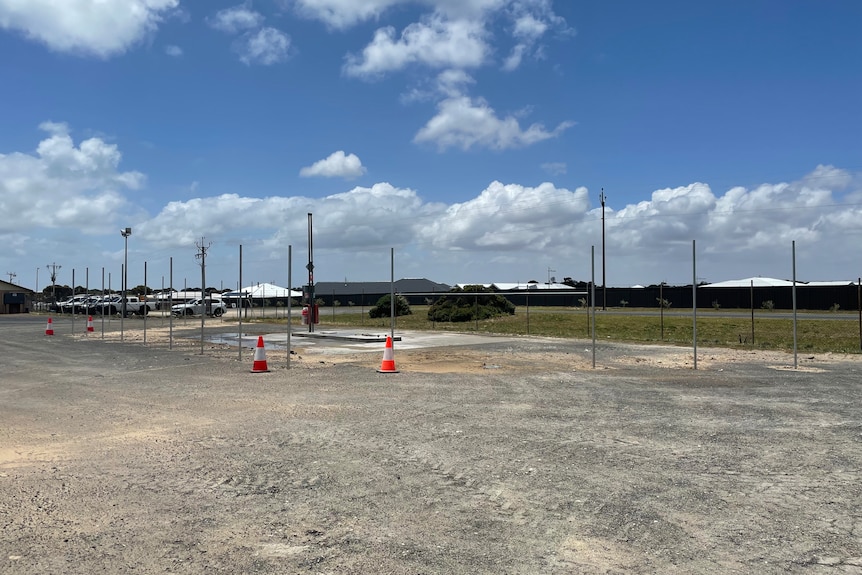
[541,162,566,176]
[414,96,574,150]
[139,183,437,250]
[0,123,143,234]
[300,151,367,179]
[343,15,489,78]
[291,0,404,29]
[416,181,590,251]
[164,44,182,56]
[502,0,570,70]
[6,123,858,288]
[235,27,291,65]
[207,3,264,34]
[400,69,475,103]
[0,0,179,58]
[292,0,509,28]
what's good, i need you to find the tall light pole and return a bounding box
[600,189,607,311]
[306,212,315,333]
[121,227,132,322]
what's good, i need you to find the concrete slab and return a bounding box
[207,329,515,354]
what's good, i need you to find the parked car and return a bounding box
[95,295,123,315]
[58,295,90,314]
[171,298,227,317]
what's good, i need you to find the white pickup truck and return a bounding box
[99,296,157,316]
[171,298,227,317]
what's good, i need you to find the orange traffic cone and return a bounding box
[250,336,270,373]
[86,316,95,333]
[45,317,54,336]
[377,336,399,373]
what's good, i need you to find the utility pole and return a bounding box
[6,272,16,284]
[47,262,61,302]
[600,189,607,311]
[306,213,315,333]
[121,228,132,322]
[547,267,555,285]
[195,237,212,355]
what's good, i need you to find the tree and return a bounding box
[369,294,412,318]
[427,285,515,322]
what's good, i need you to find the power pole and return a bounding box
[600,189,607,311]
[47,262,61,302]
[195,237,212,355]
[306,213,315,333]
[6,272,16,284]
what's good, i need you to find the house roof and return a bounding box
[455,282,576,291]
[314,278,451,296]
[704,277,858,288]
[0,280,33,292]
[703,277,797,288]
[228,282,302,298]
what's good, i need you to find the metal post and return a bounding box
[238,245,243,361]
[307,213,315,333]
[85,267,88,335]
[591,245,596,369]
[71,268,75,335]
[792,241,798,369]
[119,263,124,340]
[287,245,292,369]
[143,261,147,344]
[600,189,607,311]
[750,279,755,345]
[169,257,173,350]
[101,267,105,338]
[121,227,131,325]
[692,240,697,370]
[390,247,395,341]
[858,277,861,352]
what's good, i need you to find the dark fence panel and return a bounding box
[314,284,860,312]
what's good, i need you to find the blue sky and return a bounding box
[1,0,860,294]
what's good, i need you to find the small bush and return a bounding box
[427,286,515,323]
[619,299,628,307]
[369,294,412,318]
[657,298,672,309]
[712,300,721,310]
[761,300,775,311]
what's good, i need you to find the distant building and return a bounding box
[312,278,451,306]
[0,280,35,314]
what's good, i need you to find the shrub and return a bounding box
[657,298,672,309]
[829,303,840,312]
[427,286,515,323]
[712,300,721,310]
[369,294,412,318]
[761,300,775,311]
[619,299,629,307]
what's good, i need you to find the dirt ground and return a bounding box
[2,316,862,574]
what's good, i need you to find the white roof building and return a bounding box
[703,277,857,288]
[228,282,303,298]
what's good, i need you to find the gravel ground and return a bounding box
[2,315,862,574]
